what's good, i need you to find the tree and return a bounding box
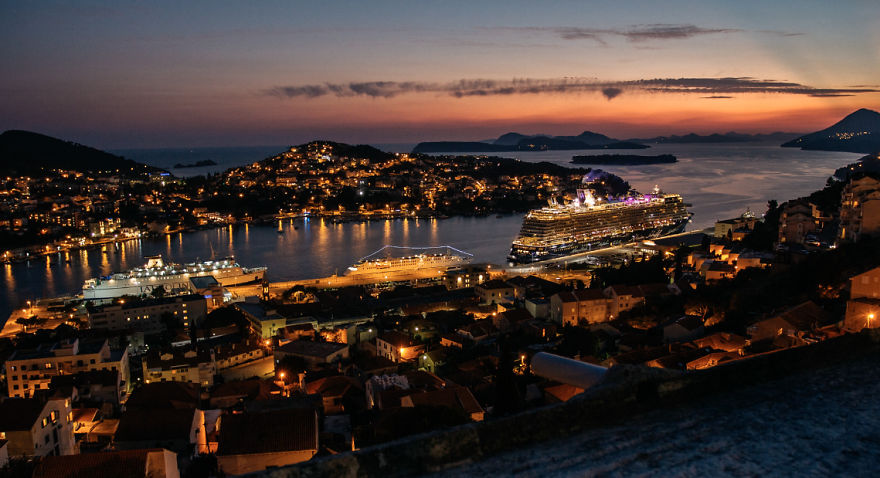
[14,316,45,332]
[150,285,167,299]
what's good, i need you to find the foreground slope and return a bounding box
[440,353,880,477]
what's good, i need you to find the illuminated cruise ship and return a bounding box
[508,183,691,264]
[345,245,472,277]
[82,255,267,300]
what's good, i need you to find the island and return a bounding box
[174,159,218,168]
[412,130,649,153]
[571,154,677,165]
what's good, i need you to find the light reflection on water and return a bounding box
[0,143,863,318]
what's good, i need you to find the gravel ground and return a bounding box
[438,354,880,478]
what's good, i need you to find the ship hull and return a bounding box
[83,268,266,301]
[344,258,471,278]
[507,219,688,264]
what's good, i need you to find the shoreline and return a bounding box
[2,211,529,264]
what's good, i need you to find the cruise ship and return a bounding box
[508,184,691,264]
[345,245,472,278]
[82,255,267,300]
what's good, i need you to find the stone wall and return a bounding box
[252,329,880,478]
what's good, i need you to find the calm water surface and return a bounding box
[1,142,863,317]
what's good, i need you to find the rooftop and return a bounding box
[217,408,318,456]
[115,408,197,442]
[125,381,200,410]
[33,449,169,478]
[276,340,348,358]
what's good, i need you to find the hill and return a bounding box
[0,130,160,176]
[412,130,649,154]
[629,132,802,144]
[781,108,880,153]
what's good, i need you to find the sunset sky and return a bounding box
[2,0,879,148]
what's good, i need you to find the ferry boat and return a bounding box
[82,255,267,300]
[345,245,472,278]
[508,181,691,264]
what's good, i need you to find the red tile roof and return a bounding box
[276,340,348,358]
[210,378,278,402]
[32,448,166,478]
[125,382,199,411]
[217,408,318,456]
[115,408,196,443]
[407,386,483,416]
[305,375,362,398]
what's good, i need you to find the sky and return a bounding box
[1,0,879,148]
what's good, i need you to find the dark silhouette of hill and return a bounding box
[493,132,529,146]
[298,141,397,161]
[782,108,880,153]
[412,130,648,153]
[410,128,806,153]
[0,130,160,175]
[629,132,802,144]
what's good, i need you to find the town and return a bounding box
[1,136,631,263]
[3,144,880,477]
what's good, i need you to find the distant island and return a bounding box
[411,129,810,154]
[174,159,217,168]
[412,130,649,153]
[782,108,880,154]
[0,130,161,176]
[571,154,677,165]
[629,131,802,144]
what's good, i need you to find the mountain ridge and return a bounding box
[0,130,161,176]
[782,108,880,153]
[412,130,806,153]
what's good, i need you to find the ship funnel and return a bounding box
[576,189,596,207]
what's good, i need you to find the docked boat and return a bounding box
[508,181,691,264]
[345,245,472,278]
[82,255,267,300]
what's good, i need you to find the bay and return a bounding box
[1,142,863,319]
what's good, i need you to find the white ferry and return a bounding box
[82,255,267,300]
[345,246,472,278]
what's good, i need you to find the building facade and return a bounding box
[0,397,75,458]
[839,176,880,242]
[87,294,208,334]
[6,339,129,398]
